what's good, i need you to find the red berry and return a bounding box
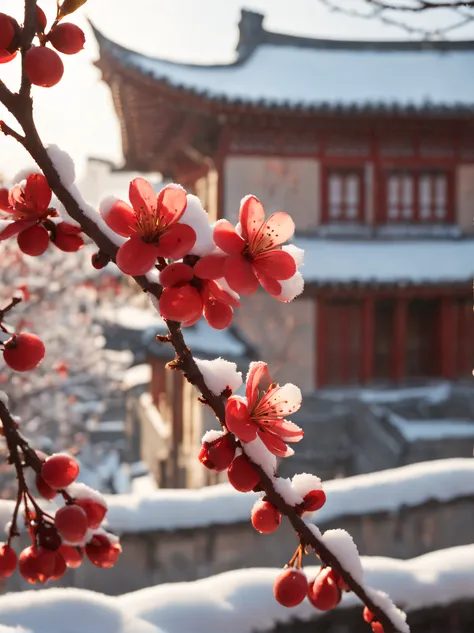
[75,498,107,530]
[59,544,83,568]
[227,454,260,492]
[3,333,45,372]
[35,547,57,581]
[55,505,88,543]
[50,551,67,580]
[49,23,85,55]
[274,568,308,607]
[0,50,17,64]
[36,6,47,33]
[17,224,50,256]
[85,534,121,569]
[41,453,79,489]
[0,13,15,50]
[0,543,17,578]
[308,568,342,611]
[25,46,64,88]
[251,500,281,534]
[372,623,384,633]
[301,489,326,513]
[198,434,235,472]
[19,546,40,584]
[363,606,375,623]
[19,546,56,583]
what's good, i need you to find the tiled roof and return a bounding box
[93,19,474,114]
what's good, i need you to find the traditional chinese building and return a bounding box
[93,10,474,394]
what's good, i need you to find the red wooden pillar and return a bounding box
[316,297,327,388]
[393,297,408,383]
[361,296,374,384]
[440,297,454,379]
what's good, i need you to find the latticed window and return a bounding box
[325,169,364,222]
[383,170,452,223]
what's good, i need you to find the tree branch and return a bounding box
[320,0,474,37]
[0,8,407,631]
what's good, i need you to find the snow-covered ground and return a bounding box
[0,544,473,633]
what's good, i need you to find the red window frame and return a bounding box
[381,169,454,224]
[322,167,365,223]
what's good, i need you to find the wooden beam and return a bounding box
[440,297,454,379]
[316,297,327,388]
[393,297,408,383]
[361,297,374,384]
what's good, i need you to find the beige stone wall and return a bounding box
[456,164,474,234]
[236,293,315,393]
[224,155,320,230]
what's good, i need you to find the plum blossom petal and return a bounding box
[253,250,296,280]
[156,223,196,259]
[0,188,12,211]
[256,383,302,418]
[207,280,240,309]
[257,430,294,458]
[224,255,259,294]
[203,295,233,330]
[157,184,187,225]
[0,219,35,240]
[225,398,258,443]
[159,262,194,288]
[245,361,271,409]
[261,419,304,441]
[116,237,158,276]
[159,285,203,322]
[129,177,156,218]
[254,272,282,297]
[239,195,265,243]
[253,212,295,253]
[100,197,137,237]
[214,220,246,255]
[23,174,52,213]
[194,254,228,280]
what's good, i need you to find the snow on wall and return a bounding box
[110,40,474,109]
[101,458,474,533]
[294,239,474,284]
[0,459,472,536]
[0,545,474,633]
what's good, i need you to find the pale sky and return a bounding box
[1,0,473,180]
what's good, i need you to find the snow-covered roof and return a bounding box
[94,25,474,113]
[387,413,474,442]
[0,544,473,633]
[295,238,474,285]
[144,319,251,361]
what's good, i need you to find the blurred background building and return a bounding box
[89,9,474,486]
